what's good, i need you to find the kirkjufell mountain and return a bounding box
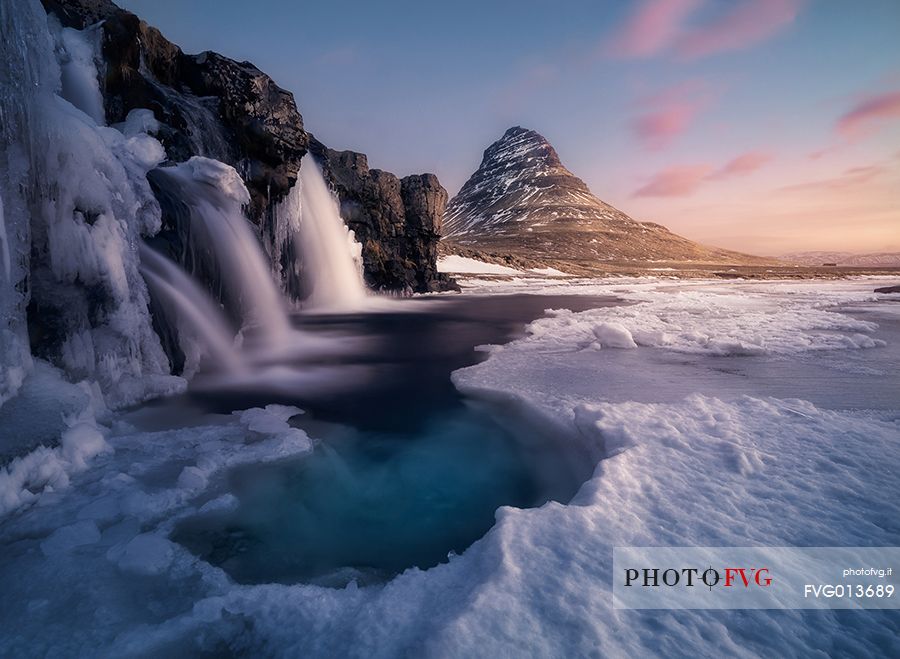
[443,127,767,271]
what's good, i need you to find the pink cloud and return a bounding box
[631,80,712,149]
[778,164,887,193]
[634,164,713,197]
[708,151,773,179]
[836,90,900,138]
[607,0,700,58]
[632,104,699,149]
[676,0,804,59]
[608,0,803,60]
[633,150,771,197]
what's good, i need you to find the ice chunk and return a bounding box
[0,393,109,516]
[177,465,208,490]
[113,108,160,138]
[40,521,101,556]
[513,286,886,357]
[238,404,303,435]
[591,322,637,349]
[184,156,251,205]
[60,419,110,470]
[115,534,175,575]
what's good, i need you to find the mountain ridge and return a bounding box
[779,251,900,267]
[443,127,772,272]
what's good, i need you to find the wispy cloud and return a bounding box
[631,80,713,150]
[779,164,888,193]
[634,164,713,197]
[607,0,700,58]
[676,0,804,59]
[634,149,772,196]
[607,0,804,60]
[707,151,773,179]
[836,90,900,138]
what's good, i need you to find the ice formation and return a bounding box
[51,17,106,126]
[0,0,179,413]
[484,282,888,357]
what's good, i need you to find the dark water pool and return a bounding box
[169,294,617,586]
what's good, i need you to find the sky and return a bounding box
[117,0,900,256]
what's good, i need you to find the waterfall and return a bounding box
[139,245,244,374]
[151,157,293,342]
[141,156,373,386]
[294,155,367,310]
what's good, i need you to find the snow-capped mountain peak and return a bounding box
[443,127,765,267]
[444,126,633,237]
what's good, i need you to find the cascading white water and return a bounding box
[295,155,367,310]
[154,157,293,342]
[139,245,244,374]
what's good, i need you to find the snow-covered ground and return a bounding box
[1,277,899,657]
[437,254,522,275]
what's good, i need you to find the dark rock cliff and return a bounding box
[40,0,452,294]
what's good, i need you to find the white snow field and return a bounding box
[437,254,523,275]
[1,278,899,658]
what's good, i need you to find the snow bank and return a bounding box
[506,286,886,357]
[528,266,569,277]
[437,255,522,275]
[3,389,895,657]
[0,384,110,516]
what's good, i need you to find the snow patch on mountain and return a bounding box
[437,255,522,275]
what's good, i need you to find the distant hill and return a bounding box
[779,252,900,267]
[442,127,770,271]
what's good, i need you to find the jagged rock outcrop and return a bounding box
[41,0,452,294]
[310,139,457,292]
[444,126,768,270]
